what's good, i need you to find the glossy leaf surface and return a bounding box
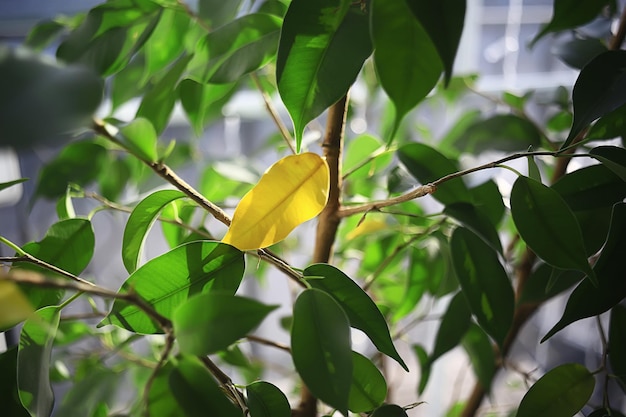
[516,363,594,417]
[223,153,330,251]
[173,292,277,356]
[246,381,291,417]
[291,289,352,415]
[103,241,244,334]
[304,263,407,370]
[348,352,387,413]
[450,227,514,346]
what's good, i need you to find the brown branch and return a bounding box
[246,334,291,353]
[1,254,97,288]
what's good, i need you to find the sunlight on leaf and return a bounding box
[223,153,330,251]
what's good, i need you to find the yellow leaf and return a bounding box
[346,219,388,240]
[0,278,34,328]
[223,153,330,250]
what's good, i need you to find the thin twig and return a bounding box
[1,254,97,287]
[200,356,249,415]
[246,334,291,352]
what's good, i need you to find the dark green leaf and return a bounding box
[455,115,542,154]
[393,247,429,321]
[197,0,242,28]
[444,203,502,254]
[590,146,626,182]
[348,352,387,413]
[122,189,187,273]
[516,363,594,417]
[371,0,442,141]
[111,55,147,110]
[511,176,596,284]
[0,347,30,417]
[173,293,277,356]
[246,381,291,417]
[527,155,542,182]
[143,8,189,79]
[552,37,608,69]
[563,50,626,149]
[450,227,514,346]
[587,103,626,141]
[461,323,495,392]
[398,143,472,206]
[277,0,372,150]
[0,178,28,192]
[405,0,465,85]
[102,241,245,334]
[370,404,409,417]
[17,306,61,417]
[431,292,471,361]
[609,304,626,392]
[169,355,241,417]
[518,264,583,306]
[542,203,626,341]
[469,180,505,226]
[304,264,407,370]
[291,288,352,415]
[190,14,281,84]
[0,46,103,148]
[532,0,610,46]
[25,20,65,51]
[552,164,626,211]
[413,344,431,394]
[179,79,237,136]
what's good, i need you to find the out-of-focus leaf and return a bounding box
[511,176,596,284]
[393,247,430,321]
[246,381,291,417]
[304,264,408,370]
[17,306,61,417]
[197,0,242,28]
[450,227,514,347]
[0,279,34,330]
[518,263,583,306]
[454,115,542,154]
[222,153,330,251]
[147,363,178,417]
[179,79,237,136]
[0,178,28,192]
[101,241,245,334]
[371,0,442,141]
[542,203,626,341]
[552,37,608,69]
[111,55,146,110]
[590,145,626,181]
[348,352,387,413]
[552,164,626,212]
[430,292,471,362]
[588,409,626,417]
[0,46,103,148]
[25,20,65,50]
[173,292,277,356]
[405,0,465,85]
[444,203,502,254]
[414,344,431,394]
[0,347,30,417]
[609,304,626,392]
[398,143,472,206]
[462,323,495,392]
[563,50,626,149]
[291,289,352,416]
[122,189,187,273]
[54,366,118,417]
[118,117,158,163]
[277,0,371,151]
[143,8,189,79]
[370,404,409,417]
[516,363,594,417]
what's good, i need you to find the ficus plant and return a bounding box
[1,0,626,416]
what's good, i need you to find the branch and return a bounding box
[246,334,291,352]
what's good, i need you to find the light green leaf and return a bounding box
[430,291,471,362]
[147,363,178,417]
[516,363,594,417]
[511,176,596,285]
[122,189,187,273]
[371,0,442,142]
[450,227,514,347]
[590,145,626,182]
[173,293,277,356]
[143,8,189,80]
[246,381,291,417]
[291,289,352,416]
[304,264,408,370]
[609,305,626,393]
[277,0,372,151]
[17,306,61,417]
[119,117,158,163]
[102,241,245,334]
[348,352,387,413]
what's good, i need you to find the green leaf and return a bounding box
[0,46,103,148]
[518,263,583,306]
[516,363,595,417]
[35,141,108,200]
[197,0,242,28]
[542,203,626,341]
[371,0,442,141]
[0,178,28,192]
[54,365,118,417]
[552,37,608,70]
[111,54,147,110]
[136,54,193,134]
[511,176,596,284]
[119,117,158,163]
[304,263,407,370]
[450,227,514,347]
[454,115,542,154]
[142,8,189,80]
[532,0,610,46]
[122,189,187,273]
[17,306,61,417]
[444,203,502,254]
[169,355,241,417]
[551,164,626,212]
[462,323,496,392]
[190,13,281,84]
[527,154,542,182]
[102,241,245,334]
[469,180,505,226]
[348,352,387,413]
[393,247,430,321]
[291,288,352,416]
[147,363,178,417]
[25,20,65,51]
[609,304,626,392]
[246,381,291,417]
[277,0,372,151]
[370,404,409,417]
[173,293,277,356]
[0,347,30,417]
[179,79,237,136]
[430,291,471,362]
[587,103,626,141]
[413,344,431,394]
[398,143,472,206]
[590,146,626,182]
[563,50,626,149]
[404,0,465,86]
